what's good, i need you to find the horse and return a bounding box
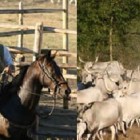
[0,50,71,140]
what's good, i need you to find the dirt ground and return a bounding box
[103,124,140,140]
[36,92,77,140]
[82,123,140,140]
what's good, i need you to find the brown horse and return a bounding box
[0,50,71,140]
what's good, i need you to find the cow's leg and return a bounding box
[86,133,91,140]
[91,129,99,140]
[121,121,127,137]
[77,122,86,140]
[136,118,140,127]
[97,130,104,140]
[129,119,135,129]
[110,125,116,140]
[115,124,119,140]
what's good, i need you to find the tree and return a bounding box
[78,0,140,66]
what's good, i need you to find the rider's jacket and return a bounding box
[0,45,14,73]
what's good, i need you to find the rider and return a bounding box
[0,45,15,85]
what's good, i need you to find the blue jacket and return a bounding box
[0,45,14,72]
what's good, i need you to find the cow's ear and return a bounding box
[83,105,88,111]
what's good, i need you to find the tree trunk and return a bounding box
[109,16,113,61]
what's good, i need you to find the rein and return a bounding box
[9,118,36,129]
[37,59,69,117]
[20,86,57,118]
[38,59,67,88]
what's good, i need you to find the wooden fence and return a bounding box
[1,0,76,102]
[0,0,77,81]
[0,1,77,139]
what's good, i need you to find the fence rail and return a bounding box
[14,61,76,69]
[0,8,65,14]
[0,24,77,37]
[9,47,76,57]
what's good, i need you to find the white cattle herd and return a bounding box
[77,59,140,140]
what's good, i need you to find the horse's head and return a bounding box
[37,50,71,100]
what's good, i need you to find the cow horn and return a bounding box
[78,57,86,63]
[106,70,118,83]
[104,75,113,92]
[95,56,99,63]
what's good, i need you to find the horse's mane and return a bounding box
[9,65,29,88]
[0,65,29,103]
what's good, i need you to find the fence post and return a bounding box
[33,22,43,61]
[18,1,23,48]
[62,0,68,69]
[62,0,69,109]
[35,115,39,140]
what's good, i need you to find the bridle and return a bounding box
[38,59,69,100]
[20,58,69,100]
[36,59,69,118]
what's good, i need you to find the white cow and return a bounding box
[81,69,94,84]
[77,87,108,104]
[84,61,125,77]
[78,99,126,140]
[113,91,140,128]
[94,73,123,94]
[119,79,140,95]
[118,68,140,95]
[124,67,140,80]
[77,72,123,105]
[82,61,125,87]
